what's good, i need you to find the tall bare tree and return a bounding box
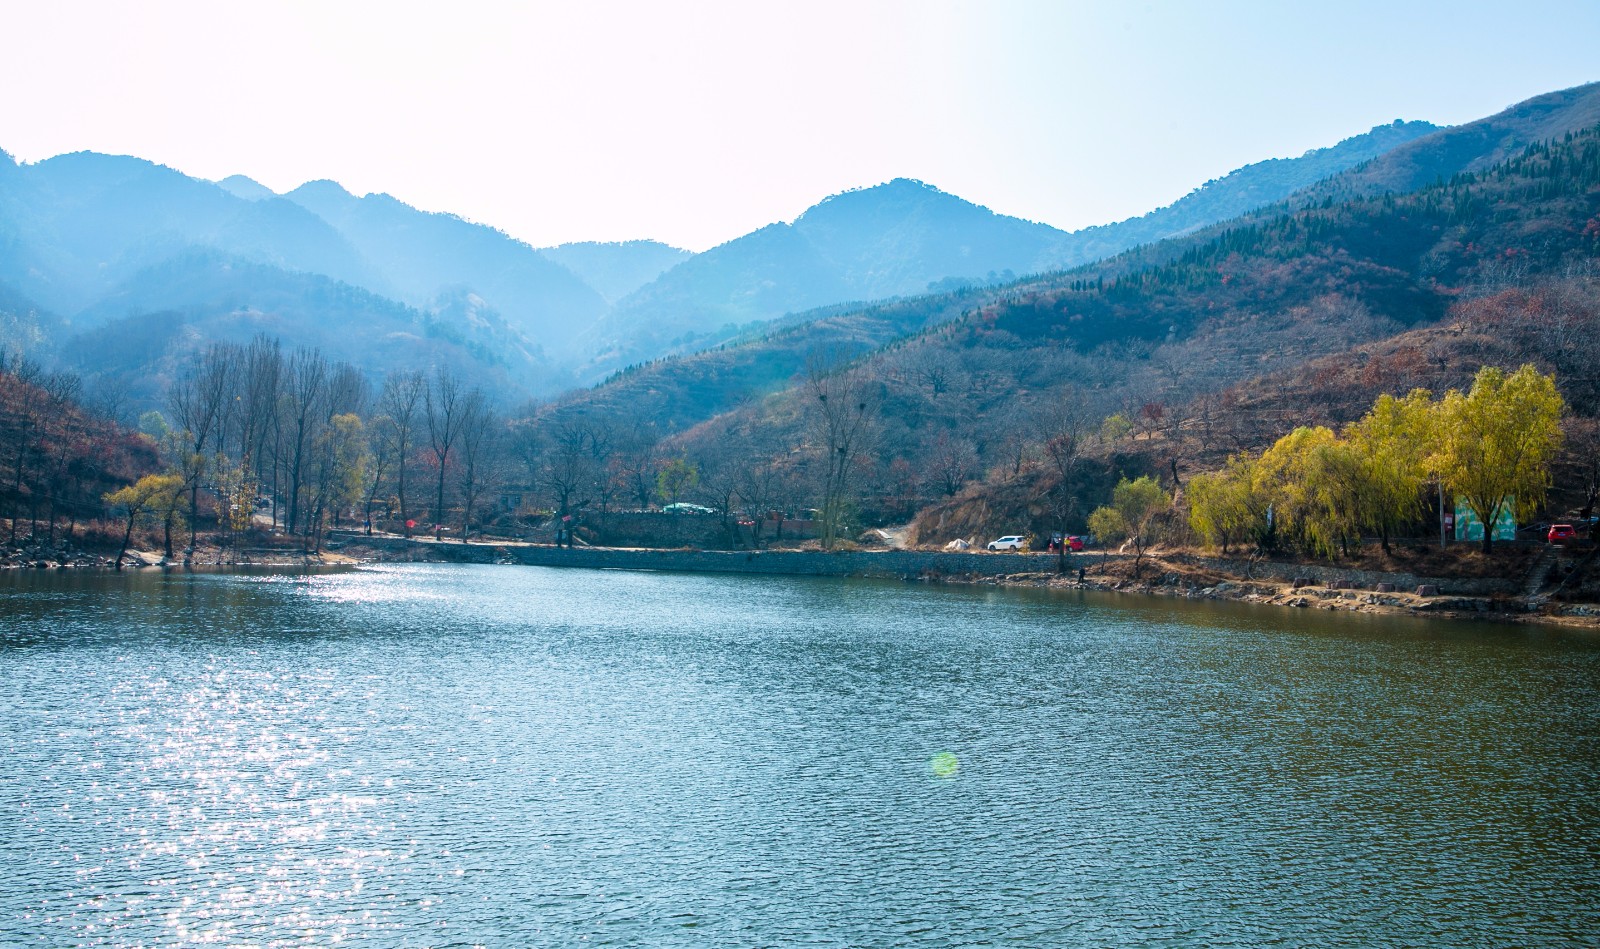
[379,370,426,536]
[542,416,607,546]
[280,348,329,537]
[237,335,283,522]
[455,390,497,543]
[1038,393,1092,572]
[423,368,465,539]
[804,351,881,550]
[169,343,237,549]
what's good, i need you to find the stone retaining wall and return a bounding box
[332,533,1077,578]
[333,533,1520,596]
[501,547,1078,578]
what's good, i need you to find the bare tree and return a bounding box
[804,351,881,550]
[694,440,743,548]
[169,343,238,549]
[455,390,498,543]
[237,335,283,520]
[544,417,598,546]
[1038,393,1093,572]
[423,368,465,539]
[361,414,396,534]
[990,402,1038,481]
[304,367,368,547]
[280,348,329,537]
[379,370,426,536]
[927,432,978,497]
[903,346,961,400]
[610,416,664,511]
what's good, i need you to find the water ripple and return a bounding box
[1,564,1597,946]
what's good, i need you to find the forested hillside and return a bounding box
[0,280,59,356]
[0,348,158,548]
[6,84,1599,567]
[552,118,1600,549]
[1050,119,1439,269]
[573,119,1450,378]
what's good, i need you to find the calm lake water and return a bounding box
[1,564,1597,947]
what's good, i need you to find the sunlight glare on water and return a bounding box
[1,563,1597,946]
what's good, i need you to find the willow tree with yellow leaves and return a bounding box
[1186,366,1566,560]
[1250,426,1366,559]
[1186,454,1268,554]
[1345,389,1435,556]
[1432,365,1565,553]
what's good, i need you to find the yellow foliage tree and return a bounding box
[104,473,184,570]
[1186,454,1266,554]
[1089,475,1169,575]
[1432,365,1565,553]
[1253,427,1362,558]
[1345,389,1434,555]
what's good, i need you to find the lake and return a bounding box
[2,564,1597,946]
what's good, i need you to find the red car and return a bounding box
[1548,524,1577,544]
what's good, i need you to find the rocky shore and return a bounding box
[947,560,1600,630]
[0,540,119,570]
[0,540,353,571]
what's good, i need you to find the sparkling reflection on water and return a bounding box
[1,564,1597,946]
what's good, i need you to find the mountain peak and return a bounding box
[802,178,960,215]
[216,174,277,202]
[289,179,355,201]
[28,151,170,191]
[284,178,360,221]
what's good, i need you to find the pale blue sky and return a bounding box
[2,0,1596,251]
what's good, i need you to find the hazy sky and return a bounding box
[3,0,1597,251]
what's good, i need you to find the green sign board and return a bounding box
[1454,497,1517,542]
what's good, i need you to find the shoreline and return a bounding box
[8,534,1595,632]
[936,567,1600,633]
[331,535,1600,633]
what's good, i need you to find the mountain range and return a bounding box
[579,81,1599,544]
[11,85,1593,413]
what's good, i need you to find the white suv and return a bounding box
[987,535,1026,551]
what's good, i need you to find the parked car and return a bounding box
[988,535,1026,551]
[1548,523,1578,544]
[1067,535,1085,552]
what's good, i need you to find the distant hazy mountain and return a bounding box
[281,181,609,357]
[216,174,277,202]
[64,251,551,407]
[0,152,379,316]
[227,181,694,315]
[580,179,1071,372]
[1051,119,1441,269]
[537,240,693,304]
[0,94,1504,401]
[577,119,1451,377]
